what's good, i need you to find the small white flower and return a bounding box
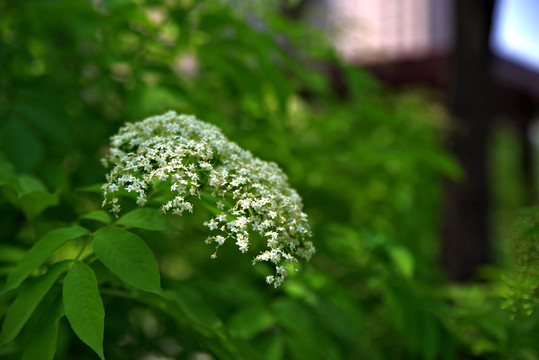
[235,233,249,253]
[204,219,219,231]
[215,235,226,246]
[101,111,314,286]
[136,195,147,206]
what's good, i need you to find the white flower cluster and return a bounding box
[102,111,314,287]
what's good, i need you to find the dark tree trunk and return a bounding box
[441,0,495,281]
[513,92,537,204]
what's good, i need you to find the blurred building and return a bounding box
[303,0,539,94]
[300,0,539,280]
[303,0,453,87]
[329,0,452,63]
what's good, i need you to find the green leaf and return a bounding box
[0,245,26,263]
[117,208,178,231]
[63,261,105,360]
[4,226,90,292]
[0,261,70,346]
[81,210,111,224]
[13,176,60,218]
[22,295,65,360]
[15,176,47,197]
[229,305,275,340]
[388,245,415,279]
[19,190,60,219]
[92,228,161,293]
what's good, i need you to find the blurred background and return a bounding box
[300,0,539,281]
[1,0,539,359]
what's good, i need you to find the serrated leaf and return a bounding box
[4,226,90,292]
[0,261,70,346]
[22,295,65,360]
[63,261,105,360]
[92,227,161,293]
[117,208,178,231]
[81,210,111,224]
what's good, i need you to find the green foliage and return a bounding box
[63,261,105,360]
[80,211,111,225]
[4,226,89,292]
[0,0,537,359]
[0,261,70,346]
[22,293,64,360]
[92,228,162,294]
[500,207,539,317]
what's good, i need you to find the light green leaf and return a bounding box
[81,211,111,225]
[22,295,65,360]
[63,261,105,360]
[4,226,90,292]
[388,245,415,279]
[92,228,161,293]
[0,261,70,346]
[117,208,178,231]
